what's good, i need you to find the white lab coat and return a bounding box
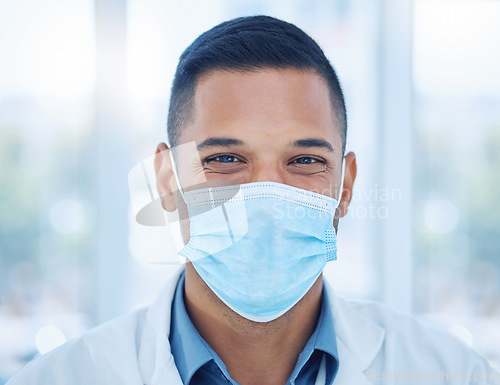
[7,267,498,385]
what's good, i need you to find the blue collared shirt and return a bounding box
[169,272,339,385]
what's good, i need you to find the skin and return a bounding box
[155,68,357,385]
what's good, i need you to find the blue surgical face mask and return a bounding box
[178,175,344,323]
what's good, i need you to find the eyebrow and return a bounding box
[291,138,334,153]
[196,137,334,152]
[197,137,245,151]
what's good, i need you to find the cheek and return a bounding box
[285,173,336,197]
[175,159,209,191]
[176,195,191,245]
[202,168,251,187]
[333,215,339,233]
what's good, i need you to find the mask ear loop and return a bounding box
[335,159,346,209]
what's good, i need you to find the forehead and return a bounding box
[180,68,340,147]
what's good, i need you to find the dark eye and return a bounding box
[288,156,327,175]
[202,153,246,175]
[293,156,325,164]
[210,154,241,163]
[293,157,321,164]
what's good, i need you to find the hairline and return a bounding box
[169,66,347,154]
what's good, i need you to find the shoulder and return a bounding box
[347,298,466,353]
[7,308,148,385]
[7,268,185,385]
[337,294,496,373]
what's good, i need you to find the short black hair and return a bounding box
[167,15,347,153]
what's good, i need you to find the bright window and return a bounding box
[413,0,500,367]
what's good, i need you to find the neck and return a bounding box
[184,263,323,385]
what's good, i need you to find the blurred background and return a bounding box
[0,0,499,381]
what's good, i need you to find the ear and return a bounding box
[154,142,178,211]
[339,151,357,218]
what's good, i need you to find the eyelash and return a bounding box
[290,156,326,165]
[203,154,326,165]
[204,154,243,164]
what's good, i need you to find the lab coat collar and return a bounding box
[139,266,185,385]
[138,267,385,385]
[324,280,385,376]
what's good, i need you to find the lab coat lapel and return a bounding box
[334,339,376,384]
[324,280,385,383]
[138,266,185,385]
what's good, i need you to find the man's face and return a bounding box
[175,68,345,200]
[154,67,356,323]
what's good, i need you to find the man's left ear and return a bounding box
[339,151,357,218]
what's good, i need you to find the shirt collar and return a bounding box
[287,285,339,384]
[168,272,213,385]
[169,272,339,384]
[316,286,339,358]
[316,286,340,383]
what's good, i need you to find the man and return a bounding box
[8,15,498,385]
